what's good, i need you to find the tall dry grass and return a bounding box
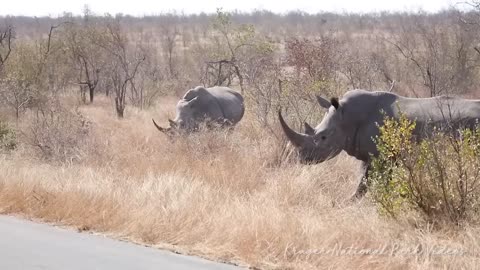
[1,96,479,269]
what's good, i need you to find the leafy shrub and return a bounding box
[0,121,16,152]
[369,114,480,227]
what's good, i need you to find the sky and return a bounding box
[0,0,462,17]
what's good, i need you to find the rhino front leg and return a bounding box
[352,161,371,200]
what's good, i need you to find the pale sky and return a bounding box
[0,0,461,17]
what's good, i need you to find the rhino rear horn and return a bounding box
[168,119,177,127]
[304,122,315,135]
[278,110,309,147]
[152,119,170,133]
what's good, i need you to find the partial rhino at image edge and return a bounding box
[279,89,480,199]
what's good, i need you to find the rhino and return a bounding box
[279,89,480,199]
[152,86,245,135]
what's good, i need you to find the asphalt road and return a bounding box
[0,215,242,270]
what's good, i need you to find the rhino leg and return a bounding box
[352,161,371,200]
[219,118,233,127]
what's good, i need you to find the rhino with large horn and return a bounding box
[279,89,480,200]
[153,86,245,135]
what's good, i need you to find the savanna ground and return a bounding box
[1,6,480,270]
[3,95,480,270]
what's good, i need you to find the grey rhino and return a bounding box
[279,89,480,199]
[153,86,245,135]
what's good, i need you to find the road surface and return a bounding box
[0,215,242,270]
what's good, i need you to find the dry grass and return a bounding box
[1,96,480,269]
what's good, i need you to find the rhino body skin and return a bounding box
[153,86,244,134]
[279,89,480,199]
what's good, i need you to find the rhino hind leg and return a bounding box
[353,178,368,199]
[221,119,233,127]
[215,118,234,128]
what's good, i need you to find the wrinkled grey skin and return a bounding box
[279,89,480,199]
[153,86,245,136]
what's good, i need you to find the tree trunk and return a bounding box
[80,85,87,104]
[89,86,94,103]
[116,108,124,118]
[233,64,244,95]
[115,97,124,118]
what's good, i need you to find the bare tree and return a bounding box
[204,9,258,94]
[160,24,179,78]
[63,12,106,104]
[102,18,146,118]
[0,24,63,119]
[282,36,343,126]
[386,12,480,97]
[0,24,14,73]
[204,59,236,86]
[132,42,168,109]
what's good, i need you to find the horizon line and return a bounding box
[0,6,471,19]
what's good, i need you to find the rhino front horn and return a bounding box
[152,119,170,133]
[278,110,309,147]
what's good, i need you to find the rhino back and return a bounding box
[339,90,480,161]
[394,96,480,135]
[205,87,245,124]
[183,87,223,121]
[182,86,244,124]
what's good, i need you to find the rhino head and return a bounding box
[279,95,346,164]
[152,96,200,136]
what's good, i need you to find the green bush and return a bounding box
[0,121,16,152]
[369,114,480,227]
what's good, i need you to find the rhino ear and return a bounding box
[330,97,339,110]
[187,96,199,107]
[304,122,315,135]
[316,95,331,109]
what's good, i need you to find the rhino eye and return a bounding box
[321,135,326,140]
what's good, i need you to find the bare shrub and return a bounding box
[26,105,91,163]
[244,58,282,126]
[0,42,39,118]
[285,36,339,84]
[0,121,16,152]
[0,23,72,118]
[339,37,395,91]
[280,36,343,128]
[386,12,480,97]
